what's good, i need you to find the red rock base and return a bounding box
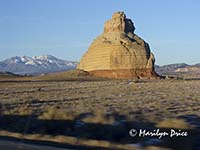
[89,69,160,79]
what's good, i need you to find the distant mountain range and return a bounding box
[155,63,200,75]
[0,55,77,75]
[0,55,199,76]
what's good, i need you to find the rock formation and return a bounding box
[78,12,159,79]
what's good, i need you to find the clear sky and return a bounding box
[0,0,199,65]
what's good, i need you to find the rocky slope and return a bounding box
[175,64,200,74]
[155,63,200,75]
[78,12,158,79]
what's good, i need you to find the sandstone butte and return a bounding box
[77,12,159,79]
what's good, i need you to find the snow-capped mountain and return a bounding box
[0,55,77,75]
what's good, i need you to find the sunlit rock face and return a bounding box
[78,12,158,79]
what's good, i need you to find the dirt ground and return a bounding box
[0,79,200,150]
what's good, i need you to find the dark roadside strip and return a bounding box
[0,135,116,150]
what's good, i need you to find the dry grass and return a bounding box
[0,69,107,82]
[0,130,171,150]
[156,118,192,129]
[0,76,199,150]
[1,79,200,121]
[82,108,115,124]
[38,106,75,120]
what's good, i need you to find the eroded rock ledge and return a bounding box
[78,12,159,79]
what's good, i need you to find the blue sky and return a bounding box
[0,0,199,65]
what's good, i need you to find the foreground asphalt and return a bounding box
[0,140,73,150]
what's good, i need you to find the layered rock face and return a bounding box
[78,12,158,79]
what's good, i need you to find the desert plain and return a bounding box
[0,71,199,150]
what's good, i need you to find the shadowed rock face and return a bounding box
[78,12,159,79]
